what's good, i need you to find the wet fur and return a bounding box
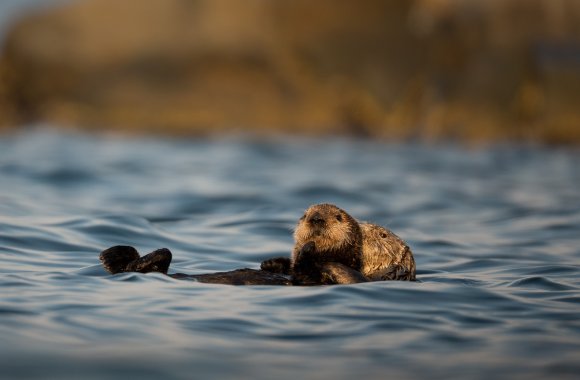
[360,223,416,281]
[287,204,416,284]
[290,204,363,284]
[99,203,416,285]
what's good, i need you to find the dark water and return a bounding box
[1,129,579,380]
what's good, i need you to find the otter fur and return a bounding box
[262,203,416,284]
[99,203,416,285]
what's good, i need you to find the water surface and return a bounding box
[1,129,579,379]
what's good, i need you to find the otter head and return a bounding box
[293,203,362,255]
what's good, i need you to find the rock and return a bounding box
[1,0,580,143]
[0,0,408,136]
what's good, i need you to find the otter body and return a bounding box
[262,203,416,284]
[99,203,415,285]
[99,246,291,285]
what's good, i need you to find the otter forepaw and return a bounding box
[291,241,321,285]
[299,241,316,257]
[260,257,291,274]
[293,241,317,272]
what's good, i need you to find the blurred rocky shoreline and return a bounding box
[1,0,579,144]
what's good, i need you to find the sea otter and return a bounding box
[99,203,415,285]
[261,203,416,284]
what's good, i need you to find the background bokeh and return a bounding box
[1,0,580,144]
[2,3,580,379]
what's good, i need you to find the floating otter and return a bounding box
[261,203,416,284]
[99,203,415,285]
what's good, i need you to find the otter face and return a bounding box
[293,203,357,252]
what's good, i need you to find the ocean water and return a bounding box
[0,129,579,380]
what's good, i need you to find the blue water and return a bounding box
[1,128,579,379]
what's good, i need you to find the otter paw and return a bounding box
[299,241,316,257]
[293,241,317,271]
[260,257,291,274]
[292,241,322,285]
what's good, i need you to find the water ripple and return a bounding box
[507,276,576,291]
[1,130,580,379]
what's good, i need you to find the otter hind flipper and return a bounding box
[125,248,172,274]
[320,263,369,285]
[260,257,291,274]
[99,246,172,274]
[99,245,141,274]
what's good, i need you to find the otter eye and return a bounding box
[381,233,387,238]
[335,214,343,222]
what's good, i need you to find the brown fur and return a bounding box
[360,223,416,281]
[293,203,363,271]
[100,204,415,285]
[292,204,416,282]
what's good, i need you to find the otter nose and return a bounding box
[308,212,325,225]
